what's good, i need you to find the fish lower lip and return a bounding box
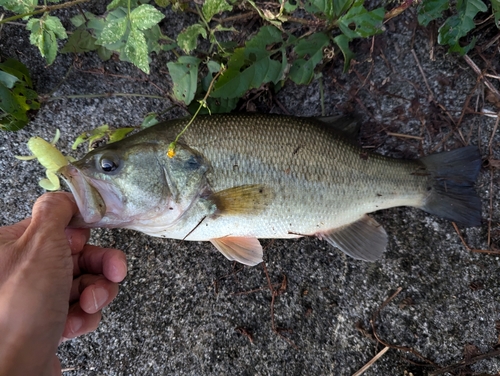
[58,164,106,224]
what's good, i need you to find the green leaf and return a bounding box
[143,25,162,53]
[246,25,283,48]
[155,0,170,7]
[289,32,330,85]
[437,0,488,54]
[44,15,67,39]
[0,115,29,131]
[96,17,128,45]
[493,0,500,28]
[177,23,207,53]
[338,0,385,39]
[141,113,159,128]
[283,0,298,13]
[211,26,285,98]
[70,12,96,27]
[211,47,282,98]
[417,0,449,27]
[130,4,165,30]
[0,71,19,89]
[106,0,123,10]
[109,127,135,143]
[61,27,98,53]
[27,20,58,65]
[0,59,32,86]
[334,34,354,72]
[333,0,355,17]
[202,60,222,91]
[194,97,238,114]
[97,46,114,61]
[0,83,23,118]
[167,56,201,105]
[124,27,150,73]
[303,0,334,19]
[0,0,37,14]
[26,14,67,65]
[202,0,233,22]
[0,58,39,131]
[107,0,141,10]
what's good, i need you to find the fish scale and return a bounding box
[174,114,427,240]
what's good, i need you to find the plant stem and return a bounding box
[0,0,90,24]
[45,93,167,102]
[167,68,224,157]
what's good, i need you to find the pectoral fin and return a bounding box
[210,237,263,266]
[210,185,274,216]
[318,215,387,262]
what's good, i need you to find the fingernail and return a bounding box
[70,316,83,334]
[92,287,109,311]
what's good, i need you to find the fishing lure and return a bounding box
[16,130,71,190]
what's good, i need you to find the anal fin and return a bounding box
[210,237,263,266]
[318,215,387,262]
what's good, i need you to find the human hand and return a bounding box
[0,192,127,376]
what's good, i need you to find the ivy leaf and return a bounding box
[130,4,165,30]
[124,27,150,73]
[0,0,37,14]
[96,16,128,46]
[202,0,233,22]
[167,56,201,105]
[437,0,487,54]
[289,32,330,85]
[177,23,207,53]
[417,0,449,27]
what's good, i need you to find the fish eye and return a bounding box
[98,155,121,173]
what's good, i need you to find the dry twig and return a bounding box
[352,346,390,376]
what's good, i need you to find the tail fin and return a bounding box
[419,146,482,227]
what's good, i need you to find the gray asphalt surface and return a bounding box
[1,3,499,375]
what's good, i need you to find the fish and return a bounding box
[59,113,482,266]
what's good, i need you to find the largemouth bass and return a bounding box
[59,114,481,265]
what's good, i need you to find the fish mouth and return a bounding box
[58,164,120,227]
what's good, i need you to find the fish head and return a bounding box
[59,140,209,232]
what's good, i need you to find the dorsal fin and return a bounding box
[314,115,360,138]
